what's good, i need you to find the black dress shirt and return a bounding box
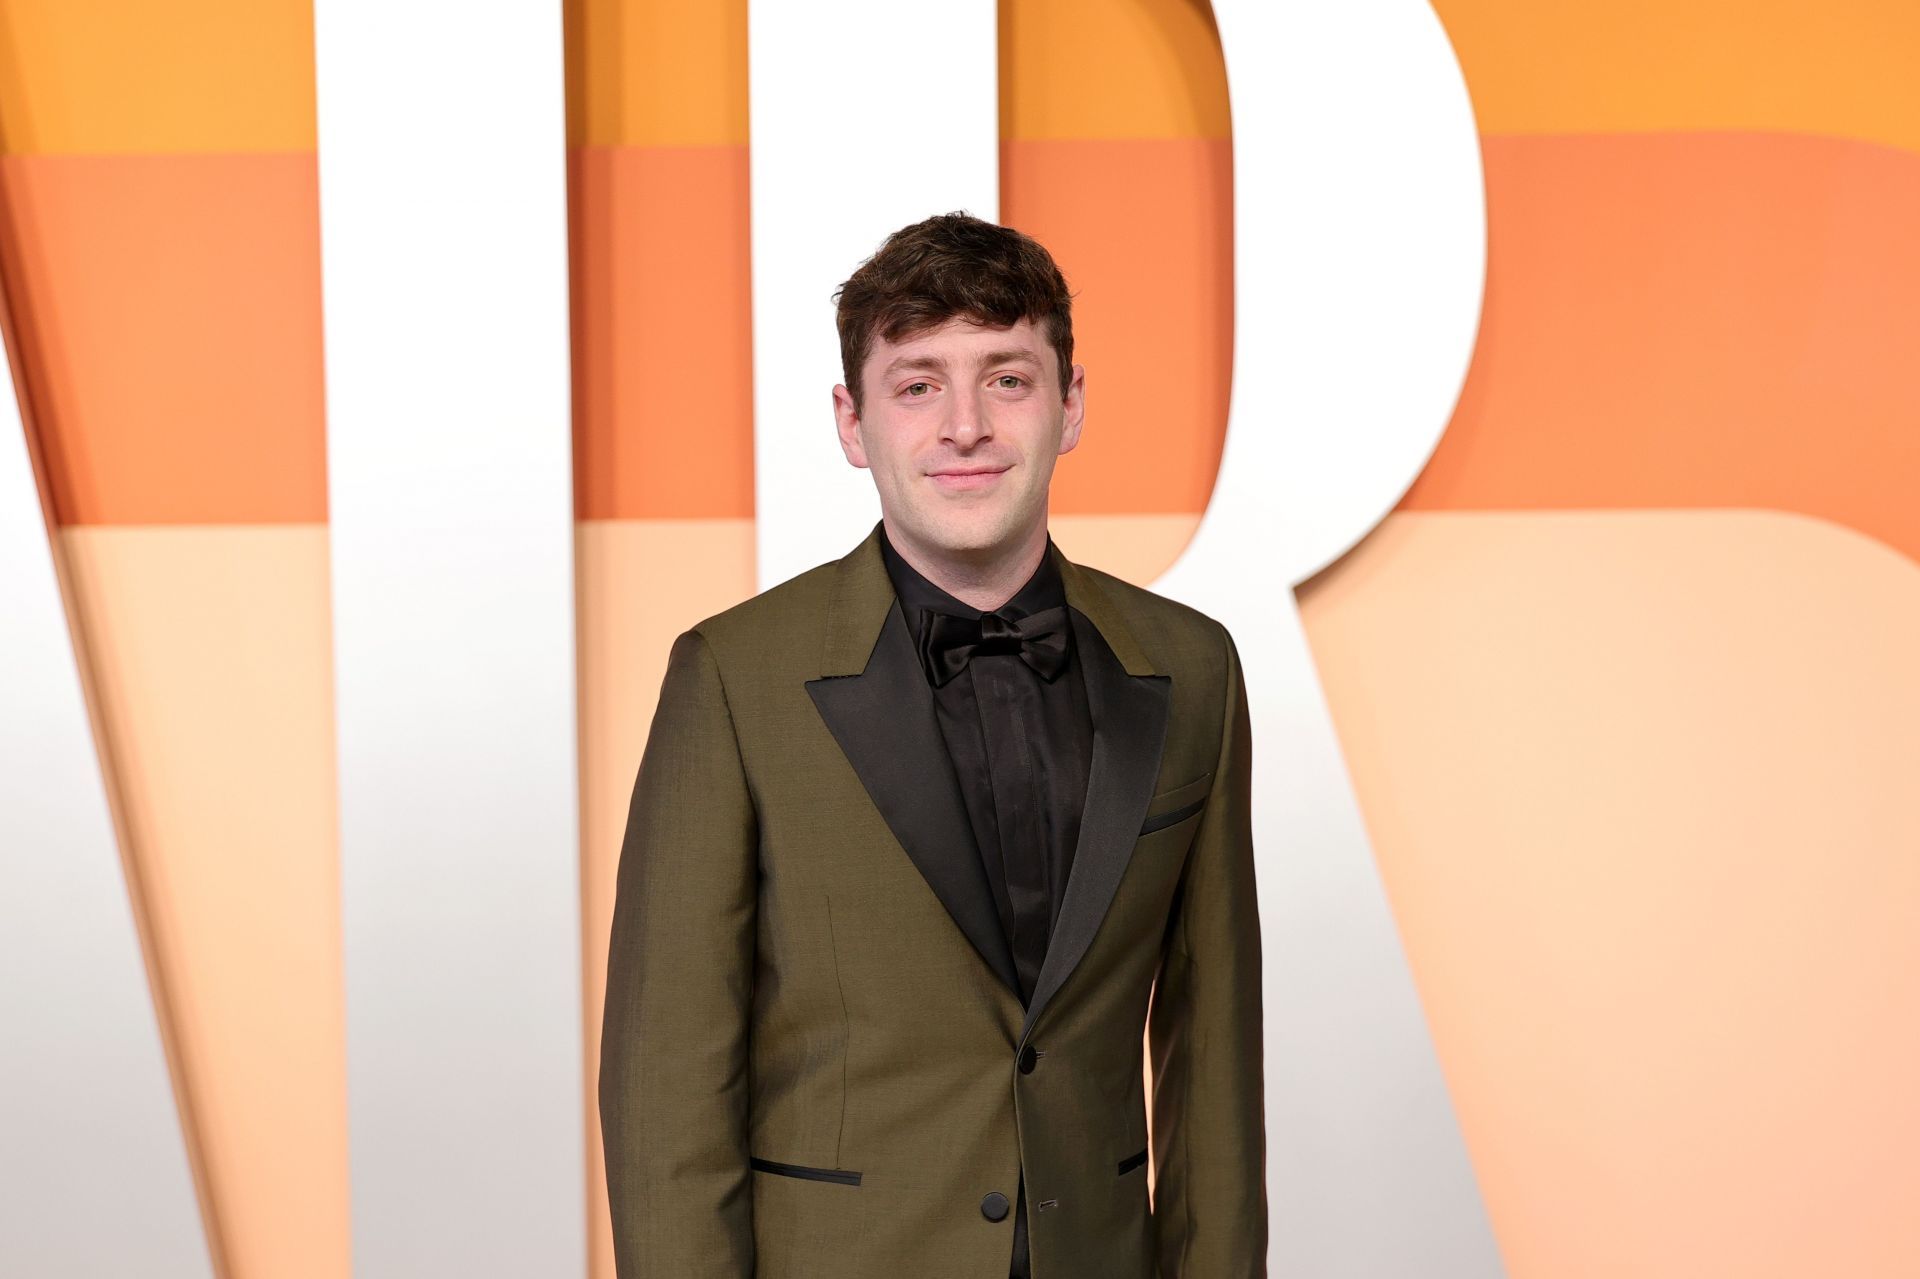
[876,520,1094,1279]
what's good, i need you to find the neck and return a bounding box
[881,514,1050,613]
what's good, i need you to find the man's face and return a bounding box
[832,315,1086,558]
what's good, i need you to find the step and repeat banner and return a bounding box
[3,2,1915,1276]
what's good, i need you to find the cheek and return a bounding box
[862,432,917,485]
[1004,411,1060,460]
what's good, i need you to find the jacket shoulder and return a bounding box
[1073,561,1232,662]
[676,556,840,666]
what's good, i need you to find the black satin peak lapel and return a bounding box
[806,601,1024,999]
[1017,608,1171,1045]
[802,522,1171,1023]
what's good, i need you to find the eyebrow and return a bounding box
[880,348,1045,380]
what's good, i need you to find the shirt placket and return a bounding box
[970,651,1053,1007]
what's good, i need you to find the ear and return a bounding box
[832,384,870,468]
[1057,363,1087,455]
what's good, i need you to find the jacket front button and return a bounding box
[980,1191,1010,1222]
[1018,1044,1038,1074]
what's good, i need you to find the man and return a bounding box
[600,212,1266,1277]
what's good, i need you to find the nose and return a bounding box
[943,381,991,449]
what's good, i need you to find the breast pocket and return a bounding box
[1139,771,1213,835]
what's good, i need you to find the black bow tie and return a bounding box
[917,604,1071,687]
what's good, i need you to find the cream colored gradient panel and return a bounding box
[59,524,351,1278]
[1298,509,1920,1278]
[577,516,757,1279]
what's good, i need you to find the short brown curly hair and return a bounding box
[833,211,1075,415]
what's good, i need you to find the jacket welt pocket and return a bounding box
[1117,1146,1148,1176]
[750,1155,862,1186]
[1140,771,1214,835]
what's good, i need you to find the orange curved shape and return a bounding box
[1403,131,1920,565]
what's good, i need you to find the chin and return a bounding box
[909,505,1024,554]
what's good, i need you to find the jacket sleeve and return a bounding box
[600,627,758,1277]
[1147,623,1269,1277]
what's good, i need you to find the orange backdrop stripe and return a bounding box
[570,144,755,521]
[999,0,1230,141]
[0,0,314,155]
[565,0,746,148]
[560,0,1232,148]
[572,134,1234,522]
[1402,130,1920,566]
[0,152,327,526]
[1432,0,1920,156]
[1002,135,1233,517]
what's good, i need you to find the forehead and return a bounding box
[867,315,1049,366]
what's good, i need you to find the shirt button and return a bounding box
[1018,1044,1038,1074]
[981,1191,1010,1221]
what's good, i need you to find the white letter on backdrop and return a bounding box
[1153,2,1501,1275]
[750,0,1001,586]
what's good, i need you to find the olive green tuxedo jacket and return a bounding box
[599,523,1267,1277]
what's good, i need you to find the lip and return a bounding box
[928,466,1009,491]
